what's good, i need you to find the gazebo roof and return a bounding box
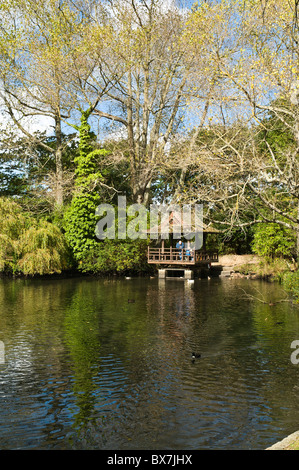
[147,210,220,236]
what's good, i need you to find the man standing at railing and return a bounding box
[176,240,184,260]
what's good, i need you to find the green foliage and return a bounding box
[17,220,70,275]
[64,110,109,263]
[78,239,150,275]
[65,112,153,274]
[257,98,296,166]
[0,197,71,275]
[73,111,108,184]
[0,130,77,209]
[0,197,28,271]
[209,227,254,255]
[64,192,101,260]
[282,271,299,303]
[238,258,291,280]
[251,223,296,260]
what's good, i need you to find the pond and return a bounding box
[0,275,299,450]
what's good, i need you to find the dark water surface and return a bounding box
[0,276,299,450]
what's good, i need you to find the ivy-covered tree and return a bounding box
[64,110,108,264]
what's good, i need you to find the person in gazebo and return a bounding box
[185,247,194,261]
[176,239,184,260]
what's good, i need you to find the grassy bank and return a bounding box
[237,258,296,280]
[217,255,299,303]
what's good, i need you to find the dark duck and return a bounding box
[192,352,201,362]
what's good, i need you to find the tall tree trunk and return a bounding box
[54,113,64,208]
[294,110,299,262]
[55,147,64,207]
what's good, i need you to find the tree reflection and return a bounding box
[63,285,102,436]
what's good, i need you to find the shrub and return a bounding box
[251,223,296,260]
[78,239,150,275]
[282,271,299,303]
[0,197,71,275]
[17,220,70,275]
[0,197,29,272]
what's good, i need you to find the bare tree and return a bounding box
[0,0,84,207]
[175,0,299,256]
[74,0,214,205]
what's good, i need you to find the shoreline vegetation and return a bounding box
[0,195,298,306]
[217,254,297,281]
[1,248,299,304]
[0,197,298,292]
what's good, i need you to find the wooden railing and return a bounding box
[147,247,218,265]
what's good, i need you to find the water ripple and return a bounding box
[1,277,299,449]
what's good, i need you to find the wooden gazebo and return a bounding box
[147,210,219,267]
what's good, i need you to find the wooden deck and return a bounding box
[147,247,218,265]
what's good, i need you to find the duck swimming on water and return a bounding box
[191,352,201,362]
